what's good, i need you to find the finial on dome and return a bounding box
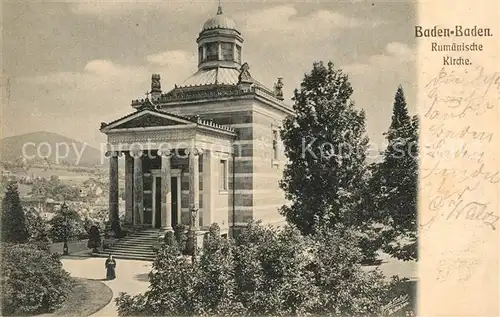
[217,0,223,15]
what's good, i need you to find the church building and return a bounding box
[100,5,293,238]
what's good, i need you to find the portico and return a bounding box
[101,108,236,234]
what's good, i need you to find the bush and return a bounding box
[87,225,102,253]
[49,208,86,242]
[1,243,73,316]
[25,207,52,245]
[173,223,188,254]
[116,222,392,316]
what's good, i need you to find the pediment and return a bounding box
[114,114,181,129]
[102,110,194,132]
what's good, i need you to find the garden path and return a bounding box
[61,257,152,317]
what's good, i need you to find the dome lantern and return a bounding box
[196,5,243,70]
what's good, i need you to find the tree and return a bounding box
[115,222,395,316]
[279,61,370,234]
[87,225,102,253]
[1,182,29,243]
[368,86,418,261]
[25,207,51,246]
[48,206,86,242]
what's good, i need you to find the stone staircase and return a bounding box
[99,229,160,261]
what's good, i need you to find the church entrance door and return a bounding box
[151,175,181,229]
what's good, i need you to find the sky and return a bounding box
[1,0,416,149]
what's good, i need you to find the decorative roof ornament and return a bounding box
[274,77,284,101]
[217,0,223,15]
[137,91,156,111]
[237,62,253,92]
[238,62,253,84]
[151,74,162,98]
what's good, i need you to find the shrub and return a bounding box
[1,182,29,243]
[1,243,73,316]
[116,222,392,316]
[87,225,102,253]
[48,208,86,242]
[173,223,188,254]
[25,207,52,245]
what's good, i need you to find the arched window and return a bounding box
[221,42,233,61]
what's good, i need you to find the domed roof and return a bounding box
[202,6,238,32]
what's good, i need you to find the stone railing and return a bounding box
[131,83,285,107]
[196,117,235,133]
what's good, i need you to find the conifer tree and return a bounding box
[370,86,418,261]
[1,182,29,243]
[279,61,370,234]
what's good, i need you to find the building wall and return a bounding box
[250,103,288,226]
[159,96,291,231]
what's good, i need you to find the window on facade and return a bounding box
[206,42,218,61]
[198,46,204,63]
[236,45,242,63]
[219,160,228,191]
[272,130,279,160]
[221,42,233,61]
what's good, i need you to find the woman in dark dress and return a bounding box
[105,254,116,280]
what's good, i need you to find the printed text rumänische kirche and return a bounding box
[415,25,493,66]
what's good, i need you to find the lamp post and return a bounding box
[61,202,69,256]
[188,204,198,263]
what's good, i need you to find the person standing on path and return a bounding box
[105,254,116,280]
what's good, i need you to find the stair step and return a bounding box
[116,239,157,244]
[120,238,158,243]
[109,246,155,252]
[107,250,156,257]
[113,243,154,249]
[123,234,159,238]
[117,238,157,242]
[106,249,156,256]
[94,253,155,261]
[107,247,156,253]
[113,243,153,249]
[110,244,156,249]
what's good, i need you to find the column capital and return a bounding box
[130,150,143,158]
[157,148,173,157]
[186,148,203,156]
[105,151,122,158]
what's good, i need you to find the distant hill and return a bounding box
[0,131,104,167]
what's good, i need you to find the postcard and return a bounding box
[0,1,498,316]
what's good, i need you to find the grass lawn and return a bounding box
[39,277,112,317]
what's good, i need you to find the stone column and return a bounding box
[106,151,120,226]
[188,148,202,230]
[131,150,144,225]
[202,150,215,228]
[124,153,134,225]
[158,149,173,231]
